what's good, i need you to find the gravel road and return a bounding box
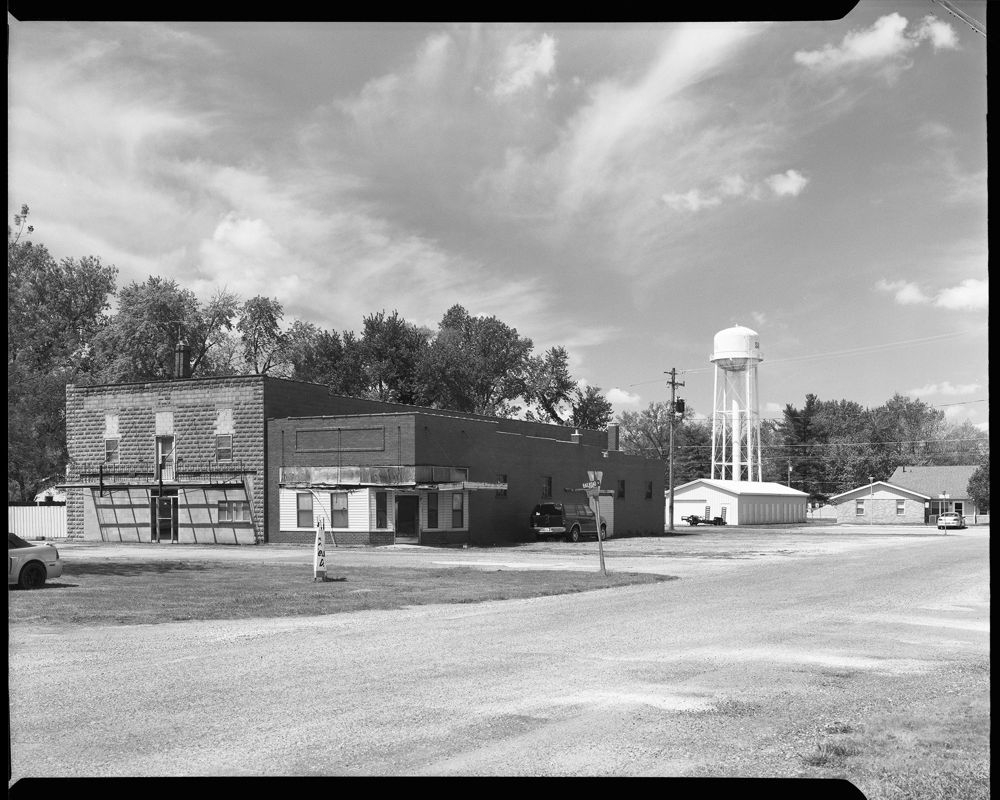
[8,527,989,778]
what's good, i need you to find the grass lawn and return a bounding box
[7,558,675,626]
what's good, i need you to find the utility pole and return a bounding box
[665,368,685,532]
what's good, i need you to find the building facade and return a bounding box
[63,374,664,545]
[670,479,809,526]
[826,481,930,525]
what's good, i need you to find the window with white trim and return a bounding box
[297,493,313,528]
[218,500,250,522]
[452,492,464,528]
[215,434,233,462]
[855,499,865,516]
[331,492,348,528]
[896,499,905,516]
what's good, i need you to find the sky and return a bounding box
[7,4,989,432]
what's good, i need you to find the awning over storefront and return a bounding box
[278,465,506,492]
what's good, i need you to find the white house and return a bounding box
[669,479,809,526]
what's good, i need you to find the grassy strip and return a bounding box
[8,559,675,626]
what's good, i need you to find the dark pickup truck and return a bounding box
[680,514,727,526]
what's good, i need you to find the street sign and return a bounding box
[587,471,603,484]
[313,520,327,582]
[582,480,599,489]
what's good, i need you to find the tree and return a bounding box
[419,305,533,417]
[92,277,237,382]
[523,346,576,423]
[237,296,286,375]
[356,310,430,404]
[618,401,711,486]
[8,207,117,502]
[967,458,989,513]
[285,320,345,386]
[570,385,615,430]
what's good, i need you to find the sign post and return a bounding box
[313,519,327,582]
[585,471,607,576]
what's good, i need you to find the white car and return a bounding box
[937,512,967,531]
[8,532,63,589]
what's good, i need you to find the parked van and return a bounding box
[529,502,607,542]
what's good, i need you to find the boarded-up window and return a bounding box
[331,492,348,528]
[297,493,313,528]
[646,481,653,499]
[618,480,626,498]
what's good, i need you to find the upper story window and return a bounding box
[645,481,653,499]
[215,434,234,462]
[618,480,626,498]
[104,438,120,464]
[542,476,552,498]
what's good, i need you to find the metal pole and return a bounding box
[665,368,685,532]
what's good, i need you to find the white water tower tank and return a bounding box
[711,325,763,371]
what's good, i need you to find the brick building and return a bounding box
[826,480,930,525]
[63,368,663,546]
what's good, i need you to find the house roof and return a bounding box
[827,481,930,504]
[673,479,809,497]
[887,465,979,499]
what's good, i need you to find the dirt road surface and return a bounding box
[8,527,989,779]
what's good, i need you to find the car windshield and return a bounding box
[8,532,32,549]
[534,504,563,516]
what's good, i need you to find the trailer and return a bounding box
[680,514,727,526]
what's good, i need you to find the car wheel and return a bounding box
[17,562,47,590]
[567,526,581,543]
[599,524,607,541]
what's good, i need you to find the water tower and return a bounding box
[710,325,763,482]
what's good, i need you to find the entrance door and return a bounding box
[395,495,420,542]
[150,494,178,542]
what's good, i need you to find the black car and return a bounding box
[530,502,607,542]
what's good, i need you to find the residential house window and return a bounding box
[376,492,388,528]
[297,493,313,528]
[954,502,964,516]
[855,499,865,516]
[645,481,653,499]
[428,493,439,529]
[896,499,906,516]
[218,500,250,522]
[496,473,508,498]
[452,493,464,528]
[105,438,121,464]
[215,434,233,462]
[542,476,552,498]
[331,492,349,528]
[618,480,626,498]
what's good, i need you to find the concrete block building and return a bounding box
[826,481,930,525]
[63,370,664,546]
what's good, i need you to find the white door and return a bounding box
[598,494,615,538]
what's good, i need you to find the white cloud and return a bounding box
[765,169,809,197]
[907,381,981,397]
[876,278,987,310]
[934,278,988,310]
[493,34,557,97]
[875,279,933,305]
[914,15,959,50]
[751,311,768,326]
[793,13,957,75]
[719,174,748,196]
[661,189,722,212]
[607,388,642,415]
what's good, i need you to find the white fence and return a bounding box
[8,505,68,540]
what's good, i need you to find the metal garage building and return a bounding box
[670,479,809,526]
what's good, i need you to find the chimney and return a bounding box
[174,341,192,379]
[606,423,619,452]
[571,429,582,445]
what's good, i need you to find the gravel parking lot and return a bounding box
[9,525,989,792]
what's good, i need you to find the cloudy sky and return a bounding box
[7,5,989,431]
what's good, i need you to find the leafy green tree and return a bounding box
[356,310,430,404]
[285,320,345,385]
[570,385,615,431]
[237,295,286,375]
[524,346,576,423]
[618,402,711,486]
[93,277,238,381]
[8,206,117,502]
[419,304,533,417]
[967,458,989,513]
